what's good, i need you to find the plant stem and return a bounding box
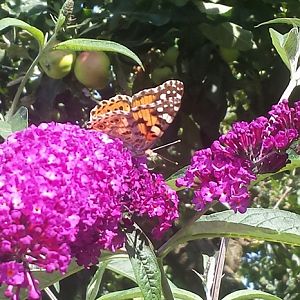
[211,237,228,300]
[280,66,300,102]
[6,34,58,120]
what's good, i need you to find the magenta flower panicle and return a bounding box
[177,100,300,213]
[0,122,179,299]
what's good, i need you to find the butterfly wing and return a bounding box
[87,95,144,150]
[130,80,184,152]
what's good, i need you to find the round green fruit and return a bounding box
[219,47,239,63]
[163,46,179,66]
[74,51,110,89]
[39,49,75,79]
[151,66,173,85]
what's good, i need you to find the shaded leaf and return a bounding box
[199,22,256,51]
[54,39,144,69]
[0,17,44,47]
[166,166,188,191]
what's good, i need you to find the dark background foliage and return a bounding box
[1,0,300,299]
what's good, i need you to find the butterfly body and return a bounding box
[87,80,184,155]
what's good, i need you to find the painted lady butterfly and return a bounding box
[86,80,184,155]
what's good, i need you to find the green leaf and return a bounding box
[160,208,300,257]
[222,289,282,300]
[86,261,109,300]
[0,120,12,139]
[193,1,232,15]
[269,27,300,73]
[54,39,144,70]
[106,255,137,283]
[257,17,300,27]
[97,287,143,300]
[9,106,28,133]
[125,226,162,300]
[0,17,44,47]
[199,22,256,51]
[98,286,203,300]
[166,166,188,191]
[269,28,291,70]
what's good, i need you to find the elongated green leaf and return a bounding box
[0,17,44,47]
[125,226,162,300]
[159,208,300,257]
[86,261,109,300]
[257,17,300,27]
[199,22,256,51]
[54,39,144,69]
[0,120,12,139]
[166,166,188,190]
[98,286,203,300]
[98,287,143,300]
[222,289,282,300]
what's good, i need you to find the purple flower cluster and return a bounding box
[177,100,300,213]
[0,122,178,300]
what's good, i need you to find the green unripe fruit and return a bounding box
[219,47,239,63]
[39,49,75,79]
[163,46,179,66]
[151,66,173,85]
[74,51,110,89]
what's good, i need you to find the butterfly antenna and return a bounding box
[145,150,179,165]
[152,139,181,151]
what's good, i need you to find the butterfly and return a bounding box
[86,80,184,155]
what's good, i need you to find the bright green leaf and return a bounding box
[0,17,44,47]
[9,106,28,133]
[193,1,232,15]
[54,39,144,70]
[159,208,300,257]
[222,289,282,300]
[97,287,143,300]
[125,226,162,300]
[269,28,291,70]
[106,255,137,283]
[97,286,203,300]
[86,261,109,300]
[199,22,256,51]
[257,18,300,27]
[0,120,12,139]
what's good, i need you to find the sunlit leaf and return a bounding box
[0,17,44,47]
[159,208,300,257]
[257,18,300,27]
[54,39,144,69]
[0,120,12,139]
[125,226,162,300]
[86,261,108,300]
[222,289,282,300]
[9,106,28,133]
[199,22,256,51]
[193,1,232,15]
